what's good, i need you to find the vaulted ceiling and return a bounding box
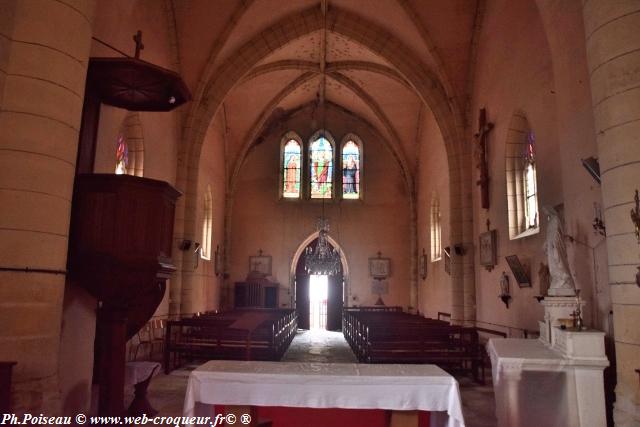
[174,0,480,173]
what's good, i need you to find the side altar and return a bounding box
[487,301,608,427]
[487,207,609,426]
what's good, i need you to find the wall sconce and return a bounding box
[631,190,640,243]
[499,271,511,308]
[592,202,606,236]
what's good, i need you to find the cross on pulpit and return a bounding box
[475,108,494,210]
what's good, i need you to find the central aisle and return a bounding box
[281,329,358,363]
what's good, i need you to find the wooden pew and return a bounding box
[164,309,297,373]
[342,308,484,382]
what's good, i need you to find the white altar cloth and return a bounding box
[183,360,466,427]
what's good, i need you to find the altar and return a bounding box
[487,328,608,427]
[183,360,466,427]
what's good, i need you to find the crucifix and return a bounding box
[474,108,494,210]
[132,30,144,59]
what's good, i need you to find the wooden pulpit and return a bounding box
[67,174,180,415]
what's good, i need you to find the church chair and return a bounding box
[132,322,154,361]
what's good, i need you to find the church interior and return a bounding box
[1,0,639,426]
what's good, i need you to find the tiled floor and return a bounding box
[143,329,497,426]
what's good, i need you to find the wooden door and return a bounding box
[295,250,310,329]
[326,272,343,331]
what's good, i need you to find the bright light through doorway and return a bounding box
[309,275,328,330]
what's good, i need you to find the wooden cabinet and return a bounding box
[234,276,279,308]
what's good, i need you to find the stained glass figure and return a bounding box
[342,140,360,198]
[310,136,333,198]
[282,139,301,198]
[115,134,128,175]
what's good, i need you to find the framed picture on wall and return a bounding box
[505,255,531,287]
[419,249,428,280]
[249,254,272,276]
[479,230,497,271]
[369,255,391,279]
[444,246,451,275]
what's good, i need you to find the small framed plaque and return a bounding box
[249,252,272,276]
[479,230,497,271]
[369,253,391,279]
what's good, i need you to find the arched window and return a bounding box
[115,134,128,175]
[123,112,144,177]
[309,131,334,199]
[430,195,442,261]
[505,112,539,239]
[341,135,361,199]
[201,186,213,260]
[115,112,145,176]
[281,134,302,198]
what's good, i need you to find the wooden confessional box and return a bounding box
[234,273,279,309]
[67,174,180,415]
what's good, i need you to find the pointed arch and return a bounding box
[176,5,473,321]
[505,111,539,239]
[117,112,144,177]
[290,231,350,295]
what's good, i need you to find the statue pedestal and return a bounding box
[539,296,584,345]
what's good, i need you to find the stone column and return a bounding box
[0,0,95,414]
[582,1,640,425]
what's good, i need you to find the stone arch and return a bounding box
[175,4,473,323]
[289,230,350,305]
[505,111,539,239]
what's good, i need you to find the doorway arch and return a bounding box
[291,232,349,331]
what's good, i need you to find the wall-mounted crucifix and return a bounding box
[475,108,494,210]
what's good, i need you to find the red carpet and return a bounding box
[215,405,430,427]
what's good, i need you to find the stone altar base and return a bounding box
[487,296,608,427]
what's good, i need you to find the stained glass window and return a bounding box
[342,140,360,199]
[310,135,333,199]
[523,131,538,229]
[430,196,442,261]
[282,139,301,198]
[201,187,213,260]
[115,134,128,175]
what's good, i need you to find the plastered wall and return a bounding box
[468,0,609,335]
[416,107,452,319]
[228,106,412,310]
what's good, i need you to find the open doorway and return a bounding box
[293,236,345,331]
[309,275,328,329]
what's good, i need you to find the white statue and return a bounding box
[542,206,576,296]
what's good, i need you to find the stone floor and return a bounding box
[143,329,497,426]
